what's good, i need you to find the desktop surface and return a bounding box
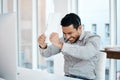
[18,67,81,80]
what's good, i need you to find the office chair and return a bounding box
[94,52,106,80]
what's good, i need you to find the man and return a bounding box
[38,13,101,80]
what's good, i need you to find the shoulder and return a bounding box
[84,31,100,39]
[81,31,101,42]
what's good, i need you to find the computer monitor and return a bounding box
[0,13,18,80]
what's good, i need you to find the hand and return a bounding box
[49,32,63,49]
[37,33,47,49]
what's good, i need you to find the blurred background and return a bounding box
[0,0,120,80]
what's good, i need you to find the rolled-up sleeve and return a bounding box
[39,45,61,57]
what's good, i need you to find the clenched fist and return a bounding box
[37,33,47,49]
[49,32,63,49]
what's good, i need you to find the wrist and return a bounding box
[39,44,47,49]
[58,42,63,49]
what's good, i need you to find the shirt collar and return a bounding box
[78,31,84,41]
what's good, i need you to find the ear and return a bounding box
[78,25,82,30]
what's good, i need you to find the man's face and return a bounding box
[62,24,82,43]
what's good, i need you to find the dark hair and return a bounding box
[61,13,81,29]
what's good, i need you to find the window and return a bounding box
[82,24,85,30]
[92,24,97,34]
[18,0,33,69]
[0,0,2,14]
[105,23,110,38]
[0,0,14,14]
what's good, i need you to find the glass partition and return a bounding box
[17,0,33,68]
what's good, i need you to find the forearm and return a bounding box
[39,45,61,57]
[61,43,99,60]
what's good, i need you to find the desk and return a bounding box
[101,49,120,59]
[17,67,81,80]
[101,48,120,80]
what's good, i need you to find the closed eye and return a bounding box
[63,32,73,35]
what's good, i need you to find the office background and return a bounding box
[0,0,120,80]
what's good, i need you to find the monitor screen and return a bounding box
[0,13,18,80]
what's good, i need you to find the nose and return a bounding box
[65,34,70,40]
